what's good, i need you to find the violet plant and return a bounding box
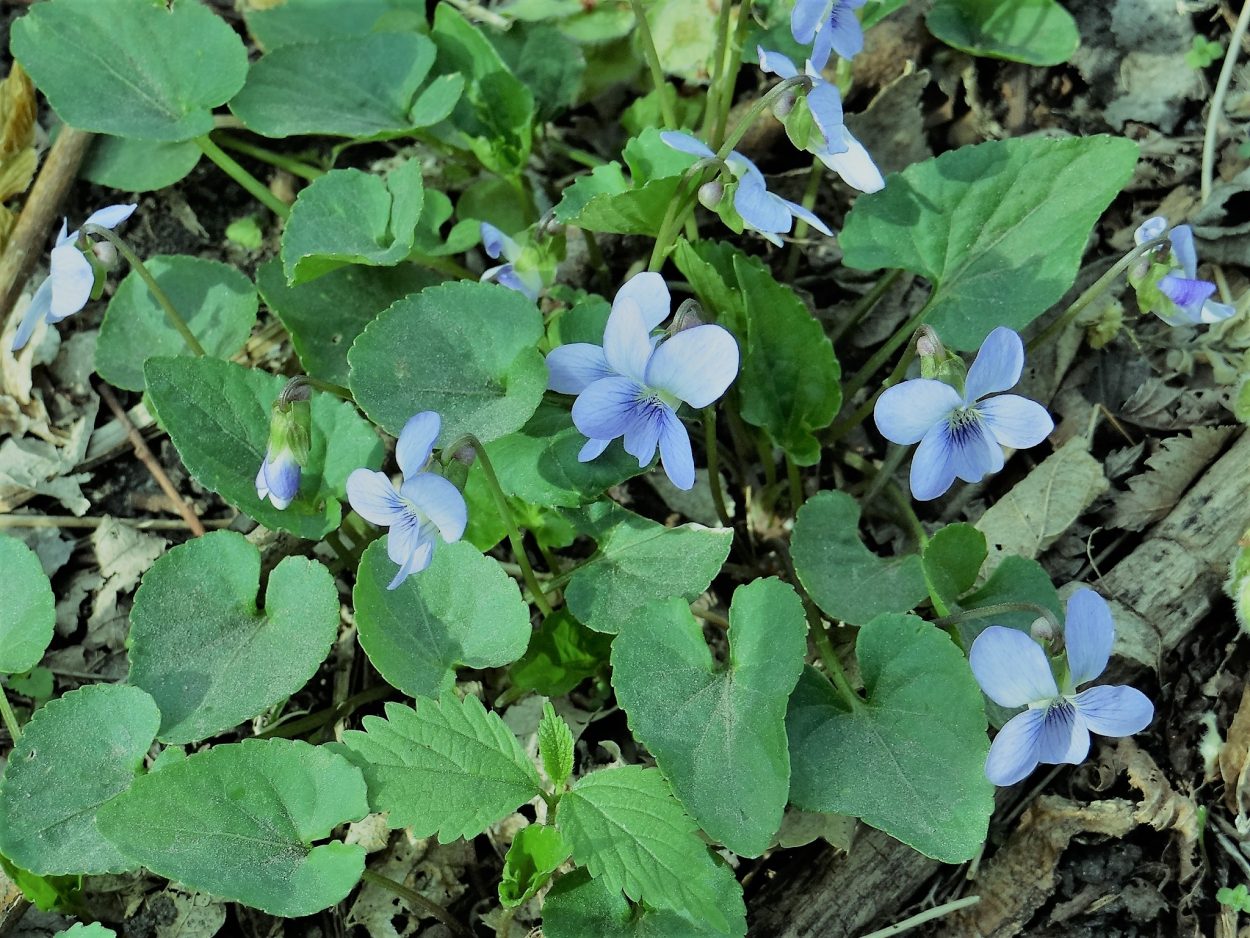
[0,0,1217,934]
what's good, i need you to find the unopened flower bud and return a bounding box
[670,299,704,335]
[773,90,797,118]
[698,180,724,211]
[256,395,311,510]
[1030,616,1057,646]
[91,240,118,269]
[917,326,947,379]
[452,444,476,467]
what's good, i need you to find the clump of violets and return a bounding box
[545,272,739,490]
[1129,216,1236,326]
[255,384,311,511]
[969,589,1154,786]
[346,411,467,589]
[792,0,867,70]
[479,222,543,302]
[757,47,883,194]
[12,203,137,352]
[873,326,1053,500]
[660,131,833,246]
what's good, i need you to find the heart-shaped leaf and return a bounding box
[81,136,201,192]
[0,535,54,674]
[243,0,400,49]
[927,0,1079,66]
[922,523,988,612]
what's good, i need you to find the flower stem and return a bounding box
[717,74,810,162]
[212,132,324,181]
[829,268,905,344]
[1202,0,1250,203]
[826,331,919,445]
[783,157,825,280]
[858,895,981,938]
[786,453,804,512]
[628,0,678,129]
[360,870,471,938]
[809,611,861,709]
[0,682,21,742]
[930,601,1060,634]
[285,375,354,402]
[81,224,206,357]
[194,135,292,220]
[841,297,929,403]
[712,0,756,149]
[701,0,737,141]
[703,406,733,527]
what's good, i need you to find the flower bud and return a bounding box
[1030,616,1057,646]
[90,240,118,269]
[669,299,704,335]
[773,90,797,118]
[698,180,724,211]
[256,397,311,510]
[917,326,948,379]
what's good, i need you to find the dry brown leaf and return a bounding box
[1111,427,1235,531]
[1220,686,1250,814]
[1114,738,1200,881]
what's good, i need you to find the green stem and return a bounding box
[1202,0,1250,202]
[717,74,809,162]
[81,225,206,356]
[628,0,678,129]
[703,406,733,527]
[301,376,354,401]
[885,481,927,550]
[931,602,1060,634]
[407,251,475,280]
[830,268,905,345]
[256,683,392,739]
[783,157,825,281]
[195,135,292,220]
[0,682,21,741]
[808,613,860,709]
[361,870,471,938]
[786,453,804,512]
[841,297,930,403]
[701,0,737,140]
[712,0,756,149]
[827,334,919,445]
[212,132,324,181]
[859,896,981,938]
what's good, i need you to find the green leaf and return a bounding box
[282,160,425,285]
[670,239,749,336]
[564,502,733,634]
[1,854,82,913]
[611,578,807,857]
[54,926,116,938]
[255,258,438,387]
[144,356,382,540]
[959,554,1061,647]
[341,695,543,840]
[96,255,258,392]
[499,824,570,908]
[11,0,248,142]
[353,539,531,699]
[97,739,368,917]
[348,280,546,443]
[509,610,613,698]
[734,255,840,465]
[491,22,585,123]
[553,128,698,236]
[542,863,746,938]
[243,0,399,49]
[791,491,928,625]
[230,34,463,139]
[0,535,54,674]
[927,0,1079,66]
[922,523,988,611]
[538,702,575,788]
[839,135,1139,349]
[0,683,161,874]
[787,615,994,862]
[128,530,340,744]
[557,765,734,931]
[81,136,200,192]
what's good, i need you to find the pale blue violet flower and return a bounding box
[256,391,311,511]
[545,272,739,490]
[346,411,467,589]
[1130,216,1236,326]
[480,222,542,302]
[757,47,884,193]
[660,131,833,246]
[970,589,1154,786]
[792,0,867,70]
[873,327,1053,500]
[12,203,137,352]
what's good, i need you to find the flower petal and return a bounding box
[1035,701,1089,766]
[805,80,845,148]
[977,394,1053,450]
[346,468,408,527]
[386,521,435,590]
[809,16,836,70]
[657,408,695,490]
[1158,274,1215,320]
[969,625,1060,707]
[48,244,95,321]
[622,403,665,468]
[758,46,799,79]
[547,343,612,395]
[603,297,654,382]
[480,221,514,261]
[578,437,612,462]
[258,450,300,509]
[909,422,959,500]
[1134,216,1167,245]
[782,198,834,237]
[826,0,865,60]
[82,203,137,231]
[396,411,441,478]
[400,472,467,543]
[1202,298,1237,323]
[985,708,1046,786]
[791,0,831,43]
[732,163,792,236]
[949,418,1004,483]
[491,265,541,302]
[1168,224,1198,278]
[873,378,962,445]
[53,219,73,248]
[10,275,53,352]
[572,376,643,441]
[818,129,885,193]
[1073,685,1154,737]
[613,271,671,331]
[1062,588,1114,687]
[660,130,715,160]
[644,324,740,409]
[964,326,1024,401]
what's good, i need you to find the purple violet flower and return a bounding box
[545,272,739,490]
[1131,216,1236,326]
[791,0,868,71]
[873,327,1053,500]
[346,411,467,589]
[970,589,1154,786]
[480,221,543,302]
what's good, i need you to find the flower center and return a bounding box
[636,386,680,412]
[945,405,984,443]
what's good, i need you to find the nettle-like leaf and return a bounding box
[499,824,570,908]
[96,255,258,392]
[81,136,201,192]
[353,539,531,699]
[144,356,383,540]
[922,523,988,612]
[0,535,54,674]
[243,0,401,49]
[564,502,733,634]
[281,159,425,285]
[348,280,546,444]
[128,530,340,744]
[791,491,928,625]
[840,135,1139,349]
[612,580,807,857]
[341,694,543,840]
[538,702,575,789]
[553,128,698,236]
[97,739,369,917]
[927,0,1079,66]
[230,33,463,139]
[0,684,161,875]
[509,610,613,698]
[542,864,746,938]
[556,765,741,933]
[787,614,994,862]
[255,258,439,387]
[11,0,248,142]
